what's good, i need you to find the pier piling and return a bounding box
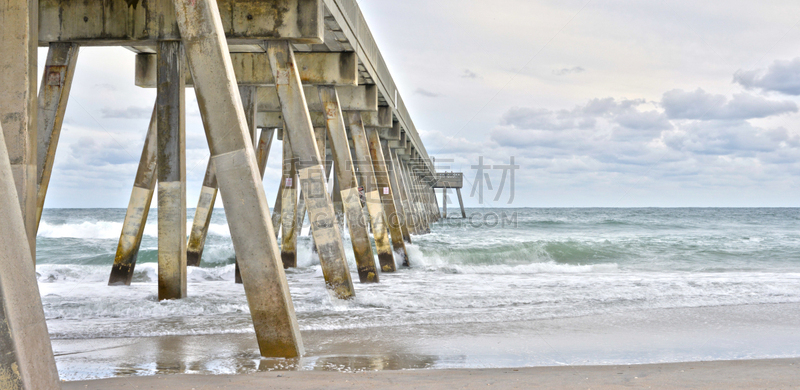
[367,127,408,267]
[348,112,396,273]
[0,0,38,259]
[280,137,299,268]
[172,0,303,356]
[156,40,187,301]
[268,41,356,298]
[36,43,79,233]
[109,107,158,286]
[0,122,60,390]
[319,86,380,283]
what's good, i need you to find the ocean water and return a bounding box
[36,208,800,378]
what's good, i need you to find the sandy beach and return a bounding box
[62,358,800,389]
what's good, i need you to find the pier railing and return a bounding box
[324,0,433,176]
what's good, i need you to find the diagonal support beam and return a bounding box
[383,141,412,245]
[390,148,418,236]
[280,136,299,268]
[36,42,79,233]
[172,0,302,357]
[1,0,38,259]
[367,127,408,267]
[109,106,157,286]
[319,86,379,283]
[0,119,61,390]
[267,41,355,298]
[348,112,396,272]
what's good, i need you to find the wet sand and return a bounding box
[62,358,800,389]
[52,303,800,381]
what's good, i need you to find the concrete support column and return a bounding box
[308,127,329,258]
[234,85,259,281]
[319,86,379,283]
[271,166,286,237]
[391,151,418,235]
[331,169,344,227]
[383,143,412,244]
[0,122,60,390]
[280,136,299,268]
[0,0,38,258]
[36,43,80,233]
[456,187,467,218]
[172,0,302,357]
[430,184,439,222]
[433,186,441,220]
[401,159,426,233]
[187,87,265,274]
[109,107,157,286]
[186,160,217,268]
[367,127,407,267]
[443,188,447,219]
[348,113,396,272]
[156,41,187,301]
[268,41,355,298]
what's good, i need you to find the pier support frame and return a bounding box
[0,122,60,390]
[383,142,412,245]
[109,107,157,286]
[187,161,217,268]
[319,86,379,283]
[172,0,302,357]
[156,40,187,301]
[367,127,407,266]
[443,188,447,218]
[391,150,418,235]
[348,113,396,273]
[267,41,355,298]
[457,188,467,218]
[0,0,38,258]
[280,136,299,268]
[36,42,80,232]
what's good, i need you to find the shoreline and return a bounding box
[62,357,800,389]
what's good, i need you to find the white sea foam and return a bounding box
[38,220,231,239]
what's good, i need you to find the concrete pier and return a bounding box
[280,137,299,269]
[0,0,38,259]
[36,42,79,233]
[434,172,466,219]
[172,0,302,356]
[156,41,187,301]
[457,188,467,218]
[108,107,157,286]
[186,160,217,268]
[443,188,448,218]
[271,166,286,237]
[268,41,355,298]
[367,127,408,267]
[348,112,396,272]
[383,142,412,245]
[0,122,60,390]
[390,149,418,235]
[319,86,379,283]
[19,0,461,363]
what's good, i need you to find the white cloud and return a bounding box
[734,58,800,96]
[661,89,798,120]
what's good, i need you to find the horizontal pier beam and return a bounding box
[258,85,377,112]
[257,106,390,128]
[40,0,324,45]
[135,52,357,87]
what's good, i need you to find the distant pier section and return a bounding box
[434,172,466,219]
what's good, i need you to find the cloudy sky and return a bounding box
[41,0,800,208]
